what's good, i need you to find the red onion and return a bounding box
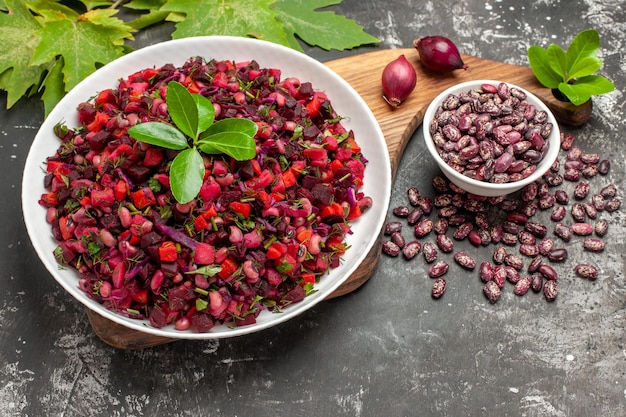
[381,55,417,108]
[413,36,468,73]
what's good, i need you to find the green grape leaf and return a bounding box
[78,1,115,10]
[40,55,65,116]
[128,122,190,150]
[166,81,198,139]
[30,9,133,91]
[169,148,205,204]
[558,75,615,106]
[0,0,51,108]
[161,0,291,46]
[271,0,379,51]
[124,0,169,30]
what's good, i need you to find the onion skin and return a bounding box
[413,36,469,73]
[381,55,417,108]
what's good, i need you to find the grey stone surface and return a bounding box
[1,1,624,416]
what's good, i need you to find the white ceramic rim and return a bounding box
[423,79,560,194]
[22,36,391,339]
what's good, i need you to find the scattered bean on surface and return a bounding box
[382,131,619,304]
[431,278,447,298]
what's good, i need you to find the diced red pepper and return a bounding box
[58,216,72,240]
[46,160,71,181]
[129,82,150,97]
[141,68,159,80]
[94,88,115,106]
[326,235,346,255]
[211,72,229,88]
[335,147,353,162]
[320,202,344,219]
[303,147,327,161]
[296,228,312,243]
[185,77,202,94]
[329,159,344,172]
[281,168,298,189]
[86,111,109,132]
[256,190,269,206]
[300,272,316,286]
[130,187,156,209]
[158,241,178,262]
[78,196,91,207]
[305,97,322,118]
[114,180,128,201]
[143,147,164,167]
[217,256,238,279]
[247,169,274,190]
[266,242,287,260]
[254,121,272,139]
[193,215,209,231]
[109,143,133,160]
[229,201,252,218]
[276,253,296,274]
[346,137,361,153]
[90,188,116,207]
[132,289,149,305]
[40,192,59,206]
[347,204,362,220]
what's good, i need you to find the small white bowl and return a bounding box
[423,80,560,197]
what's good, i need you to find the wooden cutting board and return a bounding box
[87,48,590,349]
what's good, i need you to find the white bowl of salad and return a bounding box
[22,36,391,340]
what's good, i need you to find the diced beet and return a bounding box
[56,241,77,263]
[301,174,322,190]
[235,313,257,327]
[148,305,168,328]
[87,130,110,152]
[311,183,333,205]
[283,284,305,303]
[140,231,162,248]
[190,313,215,333]
[168,285,195,311]
[302,125,320,140]
[124,164,152,184]
[298,82,314,97]
[100,214,121,232]
[216,190,243,207]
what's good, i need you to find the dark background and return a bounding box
[1,1,624,416]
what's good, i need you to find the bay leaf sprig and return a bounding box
[528,29,614,106]
[128,81,257,204]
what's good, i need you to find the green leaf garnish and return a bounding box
[203,118,259,138]
[186,265,222,277]
[169,148,205,204]
[166,81,199,140]
[198,132,257,160]
[127,122,189,150]
[528,29,614,106]
[128,81,258,204]
[193,94,216,134]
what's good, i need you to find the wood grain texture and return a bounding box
[88,48,589,349]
